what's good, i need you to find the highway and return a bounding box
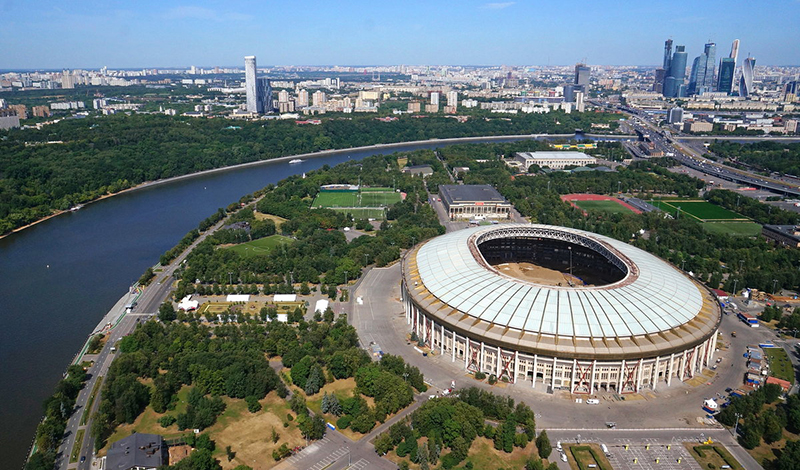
[55,216,227,470]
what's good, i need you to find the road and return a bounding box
[56,216,228,470]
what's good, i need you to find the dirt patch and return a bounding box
[168,445,192,466]
[210,393,304,470]
[560,193,643,215]
[254,212,287,228]
[496,262,584,287]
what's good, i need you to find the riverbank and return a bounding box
[0,132,635,241]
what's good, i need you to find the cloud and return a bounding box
[163,6,252,22]
[482,2,515,9]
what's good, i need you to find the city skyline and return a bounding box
[1,0,798,69]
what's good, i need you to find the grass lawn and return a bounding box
[305,378,370,441]
[565,444,613,470]
[765,347,795,384]
[573,199,635,214]
[312,191,359,208]
[224,234,291,257]
[69,429,85,463]
[702,222,762,236]
[686,444,744,470]
[652,199,747,221]
[80,376,104,426]
[329,207,386,219]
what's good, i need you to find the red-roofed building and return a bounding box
[766,376,792,391]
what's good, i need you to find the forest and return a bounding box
[435,142,800,293]
[0,110,621,235]
[709,141,800,177]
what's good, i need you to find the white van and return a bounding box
[587,398,600,405]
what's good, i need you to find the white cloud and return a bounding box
[163,6,252,22]
[482,2,515,9]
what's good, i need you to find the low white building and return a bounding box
[513,151,597,170]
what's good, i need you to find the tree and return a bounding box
[536,430,552,458]
[158,302,177,322]
[304,366,324,395]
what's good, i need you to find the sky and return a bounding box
[1,0,798,69]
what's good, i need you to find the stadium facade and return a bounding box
[401,224,721,393]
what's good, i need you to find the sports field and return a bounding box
[312,188,400,208]
[329,208,386,219]
[224,234,291,257]
[702,222,762,237]
[573,199,636,215]
[650,199,747,222]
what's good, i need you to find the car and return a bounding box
[586,398,600,405]
[80,456,86,463]
[725,387,733,393]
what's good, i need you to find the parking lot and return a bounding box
[605,438,701,470]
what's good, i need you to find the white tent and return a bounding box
[315,299,329,313]
[178,296,199,311]
[226,294,250,302]
[274,294,297,303]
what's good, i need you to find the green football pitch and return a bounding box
[312,189,401,209]
[573,200,635,214]
[224,235,292,257]
[649,199,747,222]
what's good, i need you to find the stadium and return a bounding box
[401,224,721,393]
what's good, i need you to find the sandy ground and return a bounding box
[496,262,584,287]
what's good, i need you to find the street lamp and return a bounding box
[733,412,742,437]
[228,272,233,285]
[568,246,573,278]
[773,279,779,295]
[733,279,738,297]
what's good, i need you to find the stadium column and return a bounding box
[710,334,717,362]
[590,360,596,393]
[480,342,485,373]
[513,350,519,384]
[636,358,644,392]
[652,356,661,391]
[532,355,538,388]
[551,356,558,390]
[571,359,577,393]
[619,359,626,392]
[452,330,456,362]
[441,324,446,357]
[667,353,674,386]
[694,345,701,374]
[496,346,501,378]
[464,340,470,370]
[679,351,687,380]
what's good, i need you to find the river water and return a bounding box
[0,134,614,465]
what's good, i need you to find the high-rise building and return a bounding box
[739,57,756,98]
[563,84,575,103]
[717,58,735,94]
[730,39,740,63]
[278,89,290,103]
[430,92,440,105]
[667,107,684,124]
[255,78,272,113]
[663,39,674,72]
[297,89,309,107]
[663,45,687,97]
[447,90,458,107]
[688,42,716,95]
[244,56,258,113]
[312,91,326,107]
[784,81,800,102]
[575,63,590,90]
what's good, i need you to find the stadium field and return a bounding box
[573,199,636,215]
[312,188,400,210]
[701,222,762,237]
[651,199,747,221]
[225,235,292,257]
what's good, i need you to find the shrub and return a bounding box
[474,371,486,380]
[337,415,352,429]
[158,415,176,427]
[488,375,498,385]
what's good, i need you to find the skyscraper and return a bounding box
[739,57,756,98]
[663,39,674,72]
[575,63,590,90]
[688,42,716,95]
[245,56,257,113]
[717,58,735,94]
[730,39,740,63]
[663,45,687,97]
[244,55,273,114]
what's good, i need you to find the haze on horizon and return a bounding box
[1,0,798,69]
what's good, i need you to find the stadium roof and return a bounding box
[516,151,593,160]
[414,224,704,339]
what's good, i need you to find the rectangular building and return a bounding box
[439,184,512,220]
[513,151,597,170]
[0,109,20,129]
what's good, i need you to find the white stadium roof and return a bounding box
[414,224,704,339]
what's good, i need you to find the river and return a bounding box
[0,134,618,465]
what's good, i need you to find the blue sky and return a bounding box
[1,0,797,69]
